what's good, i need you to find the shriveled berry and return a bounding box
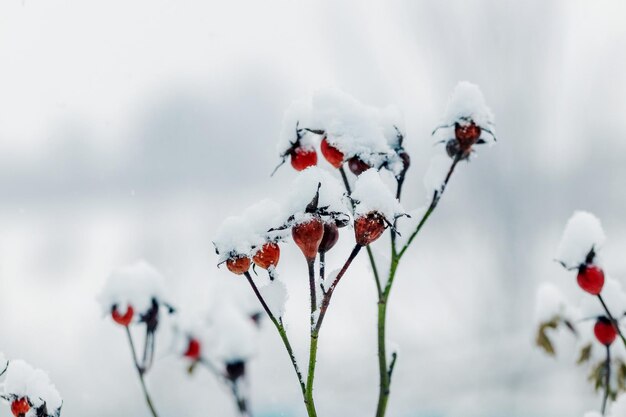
[348,156,371,176]
[292,217,324,261]
[594,317,617,346]
[354,212,386,246]
[320,137,344,168]
[226,256,251,275]
[252,242,280,270]
[577,265,605,295]
[11,398,30,417]
[184,338,201,360]
[225,360,246,381]
[319,222,339,253]
[112,305,134,326]
[290,146,317,171]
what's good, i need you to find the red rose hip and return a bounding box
[184,338,201,360]
[290,146,317,171]
[454,121,481,149]
[292,217,324,261]
[226,256,251,275]
[577,265,605,295]
[348,156,371,176]
[319,222,339,253]
[252,242,280,270]
[354,212,386,246]
[11,398,30,417]
[112,305,134,326]
[594,317,617,346]
[320,137,344,168]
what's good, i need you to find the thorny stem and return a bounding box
[597,295,626,349]
[376,155,461,417]
[124,327,160,417]
[602,345,611,416]
[243,272,307,398]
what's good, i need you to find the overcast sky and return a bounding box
[2,1,626,416]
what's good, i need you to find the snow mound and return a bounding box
[351,169,404,221]
[556,211,606,268]
[97,260,166,316]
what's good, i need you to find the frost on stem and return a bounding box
[276,89,407,176]
[556,211,606,269]
[0,359,62,417]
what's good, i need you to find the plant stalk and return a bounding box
[125,326,160,417]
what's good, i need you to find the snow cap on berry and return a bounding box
[214,199,286,263]
[286,167,349,224]
[97,260,166,317]
[439,81,495,140]
[1,360,62,416]
[351,169,404,223]
[556,211,606,269]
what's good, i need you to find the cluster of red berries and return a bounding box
[226,241,281,276]
[10,398,29,417]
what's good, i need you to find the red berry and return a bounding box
[226,256,251,275]
[577,265,605,295]
[252,242,280,270]
[292,217,324,261]
[354,212,386,246]
[112,305,134,326]
[320,137,344,168]
[594,317,617,346]
[290,146,317,171]
[454,121,481,148]
[348,156,371,176]
[319,222,339,253]
[184,338,201,360]
[11,398,30,417]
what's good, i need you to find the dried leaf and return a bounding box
[577,344,593,365]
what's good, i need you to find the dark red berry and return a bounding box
[577,265,605,295]
[354,212,386,246]
[184,338,201,360]
[319,222,339,253]
[292,217,324,261]
[348,156,371,176]
[252,242,280,270]
[320,137,344,168]
[226,256,251,275]
[11,398,30,417]
[454,121,481,148]
[398,150,410,174]
[290,146,317,171]
[594,317,617,346]
[112,305,134,326]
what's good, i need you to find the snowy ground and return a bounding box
[2,1,626,416]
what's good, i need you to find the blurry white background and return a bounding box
[2,0,626,416]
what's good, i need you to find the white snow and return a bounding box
[423,154,452,197]
[259,279,288,318]
[278,89,406,175]
[97,259,166,316]
[583,412,602,417]
[611,394,626,416]
[556,211,606,268]
[208,302,258,363]
[441,81,495,136]
[1,360,62,414]
[534,282,572,324]
[351,169,404,221]
[286,167,349,223]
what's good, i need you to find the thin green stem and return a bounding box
[125,327,160,417]
[243,272,306,396]
[305,333,319,417]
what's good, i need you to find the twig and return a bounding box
[124,327,160,417]
[602,345,611,416]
